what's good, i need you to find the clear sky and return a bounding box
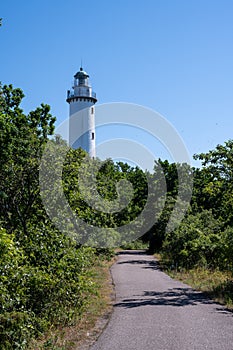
[1,0,233,169]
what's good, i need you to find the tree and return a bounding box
[62,152,150,246]
[160,140,233,271]
[0,84,56,234]
[146,159,193,253]
[193,140,233,225]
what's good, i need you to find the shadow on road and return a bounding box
[116,250,148,256]
[215,307,233,316]
[117,259,160,271]
[114,288,215,308]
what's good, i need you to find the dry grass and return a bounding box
[172,268,233,309]
[155,254,233,309]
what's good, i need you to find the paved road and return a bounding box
[90,250,233,350]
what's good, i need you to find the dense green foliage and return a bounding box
[62,154,149,241]
[149,142,233,275]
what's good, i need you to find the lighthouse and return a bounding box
[66,67,97,157]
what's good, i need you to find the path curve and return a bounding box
[90,250,233,350]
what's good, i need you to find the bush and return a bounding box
[0,226,98,349]
[162,210,225,269]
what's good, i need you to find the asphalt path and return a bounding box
[90,250,233,350]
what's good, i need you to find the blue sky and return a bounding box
[1,0,233,169]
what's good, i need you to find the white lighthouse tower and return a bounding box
[66,67,97,157]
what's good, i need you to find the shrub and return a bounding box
[162,210,225,269]
[0,226,98,349]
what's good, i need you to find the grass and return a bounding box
[156,254,233,309]
[29,258,115,350]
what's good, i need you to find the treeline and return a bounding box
[147,142,233,274]
[1,84,233,348]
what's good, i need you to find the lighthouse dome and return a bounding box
[74,67,89,79]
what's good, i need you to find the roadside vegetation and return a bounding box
[166,267,233,309]
[28,257,114,350]
[147,142,233,308]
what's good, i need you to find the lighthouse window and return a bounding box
[91,107,94,114]
[92,132,95,140]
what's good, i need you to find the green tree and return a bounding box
[193,140,233,225]
[0,84,56,234]
[62,152,150,246]
[147,159,193,253]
